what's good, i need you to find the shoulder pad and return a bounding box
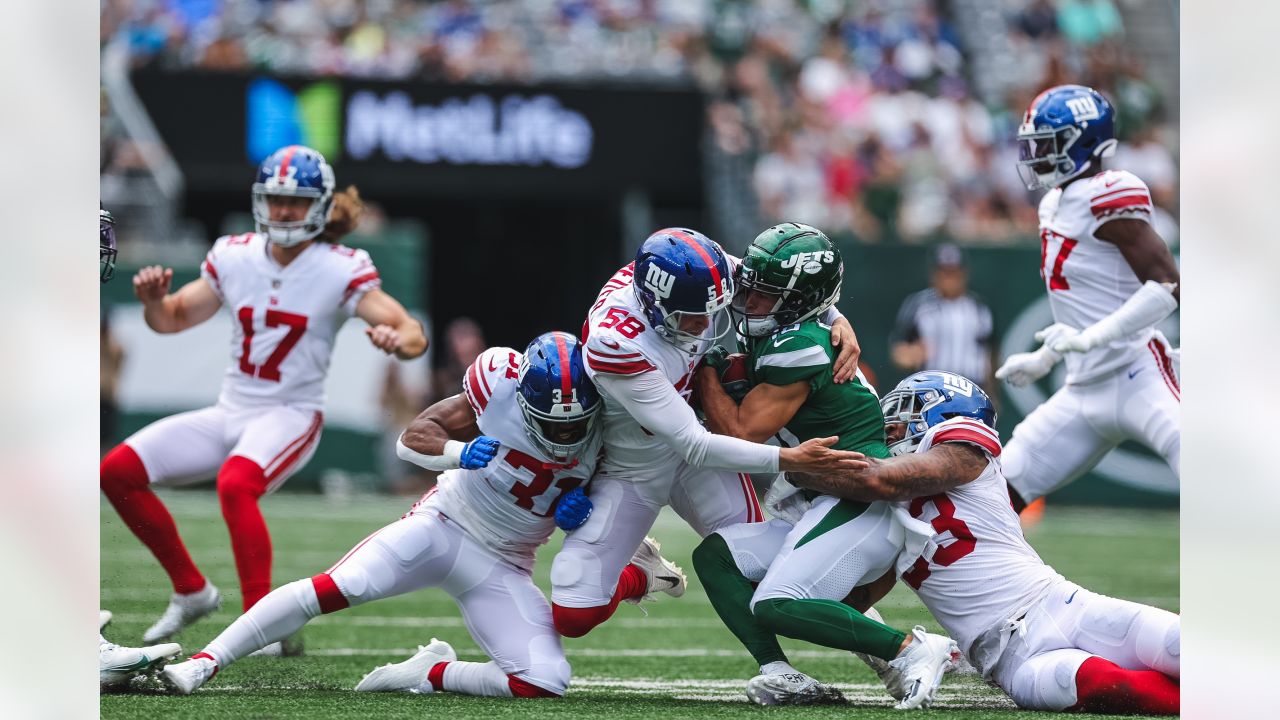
[924,417,1001,457]
[463,347,520,416]
[1089,170,1153,220]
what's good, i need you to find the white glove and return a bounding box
[1051,281,1178,355]
[994,324,1074,387]
[763,475,811,525]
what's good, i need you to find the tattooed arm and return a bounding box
[788,443,988,502]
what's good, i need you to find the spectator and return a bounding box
[427,317,487,406]
[890,244,995,389]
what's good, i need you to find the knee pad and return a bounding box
[1078,597,1143,652]
[551,604,610,638]
[1009,649,1090,711]
[101,444,148,494]
[217,456,267,502]
[549,546,607,607]
[1134,610,1180,677]
[327,560,376,606]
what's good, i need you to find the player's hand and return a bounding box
[459,436,500,469]
[699,345,750,402]
[1038,322,1092,354]
[994,347,1061,387]
[132,265,173,305]
[554,487,593,531]
[365,324,402,354]
[829,316,861,383]
[778,436,870,473]
[763,475,810,525]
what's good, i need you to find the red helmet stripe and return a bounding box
[552,332,574,407]
[664,229,723,300]
[277,145,300,179]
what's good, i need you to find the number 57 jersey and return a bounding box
[414,347,602,570]
[201,232,382,411]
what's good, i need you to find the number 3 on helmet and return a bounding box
[252,145,336,247]
[516,331,602,464]
[1017,84,1117,190]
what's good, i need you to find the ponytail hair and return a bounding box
[318,185,365,242]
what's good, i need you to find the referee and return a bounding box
[890,244,995,390]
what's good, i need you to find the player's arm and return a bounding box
[133,265,222,334]
[1096,218,1180,302]
[354,288,428,360]
[787,443,987,502]
[396,394,497,471]
[698,365,809,443]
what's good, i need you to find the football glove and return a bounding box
[763,475,811,525]
[459,436,501,469]
[555,487,593,531]
[995,323,1075,387]
[702,345,751,403]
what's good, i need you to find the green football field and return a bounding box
[101,491,1178,719]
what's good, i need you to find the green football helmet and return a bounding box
[731,223,843,337]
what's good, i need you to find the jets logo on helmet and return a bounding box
[880,371,996,456]
[516,331,601,463]
[632,227,734,353]
[1017,84,1117,190]
[251,145,337,247]
[731,223,842,338]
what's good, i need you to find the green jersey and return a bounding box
[745,320,890,460]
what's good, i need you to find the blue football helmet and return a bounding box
[252,145,336,247]
[517,331,602,463]
[880,371,997,456]
[633,228,734,353]
[1017,85,1117,190]
[100,209,117,284]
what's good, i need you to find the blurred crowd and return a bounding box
[101,0,1178,246]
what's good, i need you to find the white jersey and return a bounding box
[899,417,1063,674]
[201,232,381,411]
[1037,169,1157,383]
[414,347,601,569]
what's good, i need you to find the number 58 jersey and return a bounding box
[415,347,602,570]
[201,232,382,411]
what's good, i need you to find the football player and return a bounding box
[100,145,427,645]
[995,85,1180,512]
[548,228,871,640]
[694,223,959,709]
[790,372,1180,715]
[163,332,608,698]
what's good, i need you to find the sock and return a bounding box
[100,444,206,594]
[217,456,272,610]
[1071,656,1179,715]
[753,596,907,662]
[428,661,516,697]
[691,533,789,667]
[551,564,647,638]
[202,577,325,668]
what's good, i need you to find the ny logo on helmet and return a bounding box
[943,375,975,398]
[263,165,299,191]
[644,263,675,300]
[1065,97,1100,122]
[780,250,835,274]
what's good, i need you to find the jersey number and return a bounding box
[503,449,583,517]
[1040,229,1077,291]
[237,306,308,382]
[902,492,977,589]
[599,307,645,339]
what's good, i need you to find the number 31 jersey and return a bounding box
[200,232,381,411]
[1037,169,1157,383]
[416,347,602,569]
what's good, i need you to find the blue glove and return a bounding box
[555,487,593,531]
[459,436,500,469]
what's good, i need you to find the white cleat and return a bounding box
[99,610,113,632]
[354,638,457,693]
[161,655,219,695]
[100,641,183,691]
[888,625,960,710]
[746,671,845,706]
[247,633,306,658]
[626,536,687,602]
[143,583,221,643]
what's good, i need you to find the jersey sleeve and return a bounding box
[200,236,232,301]
[1087,170,1154,232]
[338,247,382,315]
[923,417,1002,458]
[753,329,830,387]
[461,346,520,418]
[583,330,656,377]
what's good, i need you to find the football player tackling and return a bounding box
[995,85,1180,512]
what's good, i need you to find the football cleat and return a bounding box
[142,583,222,643]
[746,670,845,706]
[355,638,457,693]
[161,655,218,695]
[247,632,306,658]
[852,607,908,700]
[100,641,182,691]
[888,625,960,710]
[99,610,113,632]
[625,536,686,602]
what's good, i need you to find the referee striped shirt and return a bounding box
[892,289,993,383]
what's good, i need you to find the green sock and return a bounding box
[753,597,907,661]
[691,533,788,667]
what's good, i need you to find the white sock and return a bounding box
[438,661,515,697]
[202,579,322,668]
[760,660,800,676]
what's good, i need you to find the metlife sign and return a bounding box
[345,91,593,169]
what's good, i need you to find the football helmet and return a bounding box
[251,145,336,247]
[731,223,842,337]
[1017,84,1116,190]
[633,228,734,353]
[517,331,602,463]
[880,371,996,456]
[100,209,117,284]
